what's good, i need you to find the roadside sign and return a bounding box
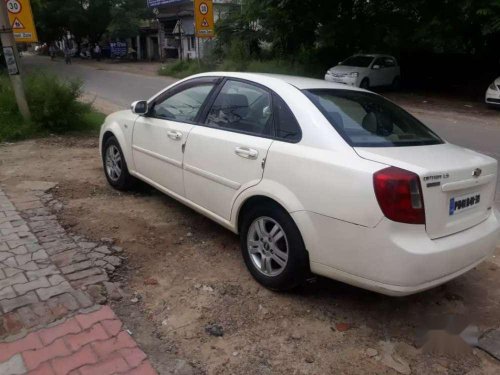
[3,46,19,75]
[194,0,214,38]
[5,0,38,43]
[110,42,127,58]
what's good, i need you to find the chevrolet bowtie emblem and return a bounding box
[472,168,482,178]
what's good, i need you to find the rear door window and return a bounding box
[205,80,273,137]
[304,89,443,147]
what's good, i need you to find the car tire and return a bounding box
[360,78,370,90]
[102,136,136,190]
[392,76,401,90]
[239,203,309,291]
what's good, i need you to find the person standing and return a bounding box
[49,43,56,60]
[94,43,101,61]
[62,34,74,64]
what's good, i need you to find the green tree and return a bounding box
[32,0,150,43]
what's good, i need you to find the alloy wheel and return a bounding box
[105,145,122,182]
[247,216,289,277]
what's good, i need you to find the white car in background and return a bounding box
[485,77,500,107]
[100,72,499,296]
[325,54,401,90]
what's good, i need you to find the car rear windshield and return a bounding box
[304,89,443,147]
[341,56,374,67]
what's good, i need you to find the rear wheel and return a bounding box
[240,203,309,291]
[360,78,370,90]
[103,136,136,190]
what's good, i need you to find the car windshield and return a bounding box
[304,89,443,147]
[341,56,374,67]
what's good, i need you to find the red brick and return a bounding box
[39,318,82,345]
[0,332,43,363]
[100,319,122,337]
[124,361,157,375]
[3,312,23,333]
[119,347,147,368]
[51,345,97,375]
[75,306,116,330]
[23,338,71,370]
[66,323,109,352]
[79,355,130,375]
[92,331,136,359]
[28,362,55,375]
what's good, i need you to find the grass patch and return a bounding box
[159,58,323,79]
[159,60,215,78]
[0,73,104,142]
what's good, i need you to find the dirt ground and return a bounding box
[0,136,499,375]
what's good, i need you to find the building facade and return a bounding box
[140,0,239,61]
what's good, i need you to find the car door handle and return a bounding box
[167,131,182,140]
[235,147,258,159]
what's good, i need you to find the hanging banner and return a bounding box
[5,0,38,43]
[194,0,214,38]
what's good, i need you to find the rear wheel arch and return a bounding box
[236,195,307,247]
[237,195,288,233]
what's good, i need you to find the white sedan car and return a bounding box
[325,54,401,90]
[100,73,500,296]
[485,77,500,107]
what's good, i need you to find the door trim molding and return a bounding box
[132,145,182,168]
[184,163,241,190]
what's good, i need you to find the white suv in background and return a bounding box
[485,77,500,107]
[325,54,401,90]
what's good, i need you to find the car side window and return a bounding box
[151,84,215,122]
[205,80,273,136]
[373,58,385,68]
[273,95,301,142]
[384,58,396,67]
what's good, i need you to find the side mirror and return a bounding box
[372,65,381,70]
[131,100,148,115]
[263,105,272,118]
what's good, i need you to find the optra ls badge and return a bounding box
[424,173,450,188]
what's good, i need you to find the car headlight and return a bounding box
[350,72,359,78]
[489,82,497,90]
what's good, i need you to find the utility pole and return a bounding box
[0,0,31,121]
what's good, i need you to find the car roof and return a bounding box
[351,53,393,58]
[192,71,366,91]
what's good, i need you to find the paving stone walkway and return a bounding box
[0,185,158,375]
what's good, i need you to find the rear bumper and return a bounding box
[292,209,500,296]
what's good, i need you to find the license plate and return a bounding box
[449,193,481,216]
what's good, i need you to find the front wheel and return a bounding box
[360,78,370,90]
[240,204,309,291]
[103,136,136,190]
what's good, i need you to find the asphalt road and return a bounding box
[23,55,500,207]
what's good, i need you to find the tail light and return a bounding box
[373,167,425,224]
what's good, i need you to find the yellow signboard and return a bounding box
[5,0,38,43]
[194,0,214,38]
